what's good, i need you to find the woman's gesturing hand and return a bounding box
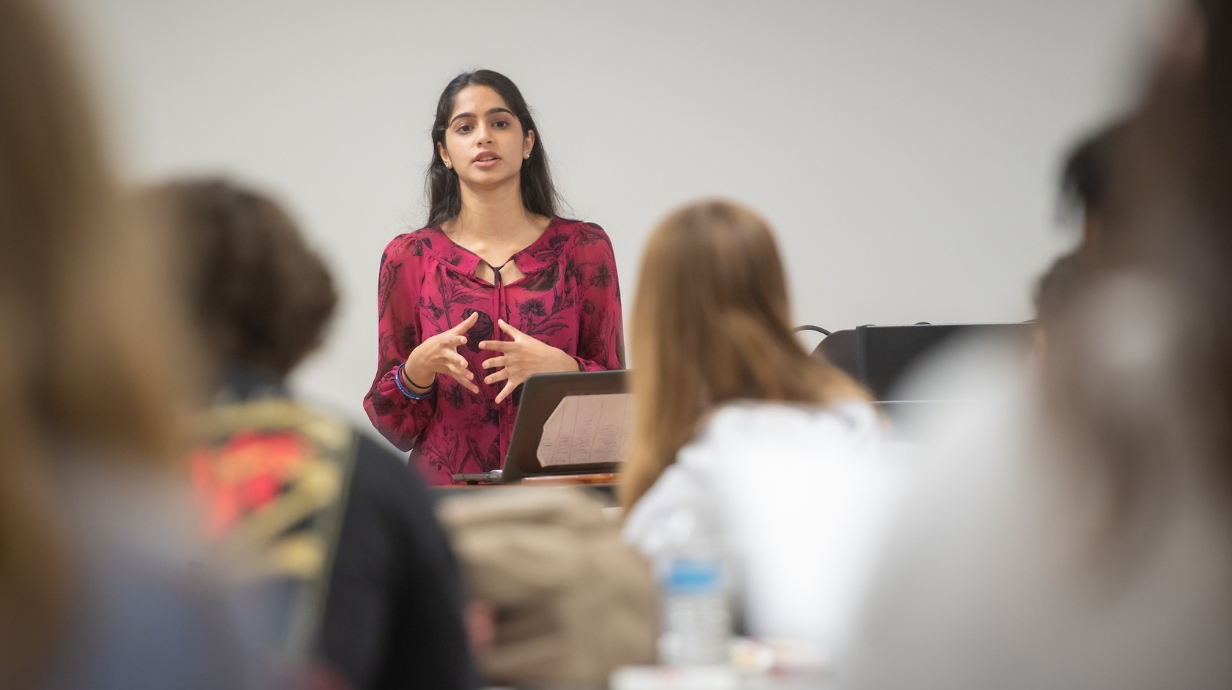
[404,312,480,395]
[480,319,580,404]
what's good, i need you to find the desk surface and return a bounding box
[520,472,617,486]
[432,474,618,504]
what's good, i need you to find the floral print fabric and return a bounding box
[364,218,624,485]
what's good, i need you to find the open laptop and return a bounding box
[452,370,628,484]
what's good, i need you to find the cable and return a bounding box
[793,325,832,337]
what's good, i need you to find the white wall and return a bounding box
[70,0,1156,429]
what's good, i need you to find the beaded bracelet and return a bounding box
[396,363,436,400]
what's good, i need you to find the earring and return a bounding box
[524,152,530,159]
[444,161,452,169]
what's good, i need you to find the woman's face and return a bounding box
[439,85,534,190]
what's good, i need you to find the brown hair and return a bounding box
[148,179,338,377]
[0,0,192,678]
[620,201,868,511]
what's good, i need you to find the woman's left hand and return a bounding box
[479,319,580,404]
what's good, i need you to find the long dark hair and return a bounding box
[425,70,559,227]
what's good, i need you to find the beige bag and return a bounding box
[438,487,657,685]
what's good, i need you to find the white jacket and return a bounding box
[623,400,903,650]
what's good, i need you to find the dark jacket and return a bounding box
[193,367,476,690]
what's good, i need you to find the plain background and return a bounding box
[67,0,1159,432]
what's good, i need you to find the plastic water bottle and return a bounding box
[655,501,732,666]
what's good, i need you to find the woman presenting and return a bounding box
[365,70,624,485]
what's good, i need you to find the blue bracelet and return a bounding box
[396,364,435,400]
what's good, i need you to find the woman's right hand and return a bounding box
[403,312,480,394]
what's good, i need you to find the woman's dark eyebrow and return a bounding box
[450,107,513,125]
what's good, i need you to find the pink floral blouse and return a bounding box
[364,218,624,486]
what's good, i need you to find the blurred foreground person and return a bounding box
[151,179,475,690]
[0,1,249,688]
[845,2,1232,688]
[621,201,903,657]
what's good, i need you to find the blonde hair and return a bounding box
[620,201,867,511]
[0,0,194,678]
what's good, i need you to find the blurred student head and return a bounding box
[1042,121,1126,330]
[1044,120,1127,340]
[1060,120,1127,267]
[147,178,337,381]
[0,0,191,679]
[620,201,866,510]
